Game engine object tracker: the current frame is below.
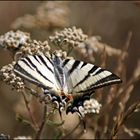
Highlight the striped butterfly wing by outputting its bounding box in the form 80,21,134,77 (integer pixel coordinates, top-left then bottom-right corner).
14,54,122,117
14,55,60,91
62,59,122,95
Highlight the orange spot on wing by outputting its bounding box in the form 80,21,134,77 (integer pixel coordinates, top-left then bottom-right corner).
67,95,73,101
61,91,73,101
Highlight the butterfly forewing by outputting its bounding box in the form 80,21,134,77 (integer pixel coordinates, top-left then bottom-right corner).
14,55,60,90
62,59,122,94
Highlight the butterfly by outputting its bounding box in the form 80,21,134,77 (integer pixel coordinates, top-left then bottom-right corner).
14,53,122,118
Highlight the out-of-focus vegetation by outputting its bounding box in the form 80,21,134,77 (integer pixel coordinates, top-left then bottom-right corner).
0,1,140,139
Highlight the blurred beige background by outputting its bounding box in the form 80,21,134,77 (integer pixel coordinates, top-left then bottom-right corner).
0,1,139,137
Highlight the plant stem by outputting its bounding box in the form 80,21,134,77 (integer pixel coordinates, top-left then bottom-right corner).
35,105,47,139
21,91,39,131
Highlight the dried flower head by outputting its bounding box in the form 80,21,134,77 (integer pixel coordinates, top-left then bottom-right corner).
36,1,70,28
11,1,70,29
0,30,51,58
78,98,102,117
53,49,74,60
49,26,88,48
0,62,25,92
11,14,37,29
53,49,68,59
78,36,127,57
0,30,30,50
19,40,50,57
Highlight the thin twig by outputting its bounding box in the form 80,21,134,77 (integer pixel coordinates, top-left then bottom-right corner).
99,32,133,138
25,86,50,104
35,105,47,139
21,91,39,131
111,101,140,139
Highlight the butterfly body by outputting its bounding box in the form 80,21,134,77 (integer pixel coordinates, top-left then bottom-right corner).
14,53,122,117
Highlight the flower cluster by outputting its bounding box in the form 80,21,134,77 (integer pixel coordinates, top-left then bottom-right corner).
19,40,50,56
0,30,51,57
49,26,88,48
53,49,74,60
0,62,25,92
0,30,30,50
79,98,102,117
78,36,126,57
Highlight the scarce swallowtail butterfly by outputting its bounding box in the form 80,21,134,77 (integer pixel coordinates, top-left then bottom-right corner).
14,53,122,118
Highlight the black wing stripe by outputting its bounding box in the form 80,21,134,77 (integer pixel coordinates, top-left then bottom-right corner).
68,60,81,75
15,64,41,85
34,55,42,64
74,65,99,88
24,57,53,84
94,68,104,75
80,62,87,68
93,73,121,87
88,65,99,74
62,59,70,67
37,55,54,73
74,73,89,88
78,73,122,93
21,59,34,70
47,56,54,66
